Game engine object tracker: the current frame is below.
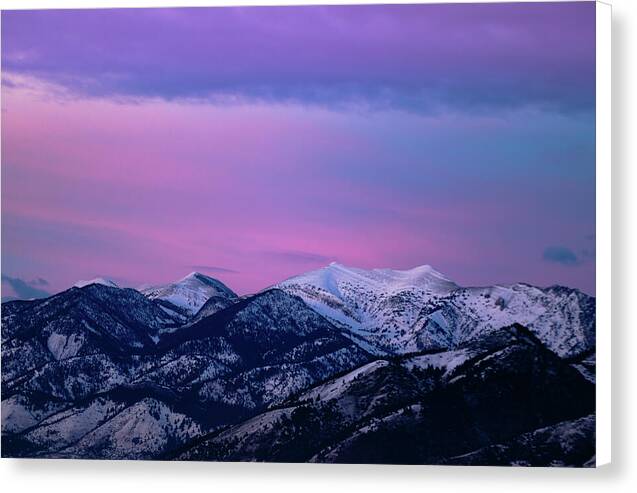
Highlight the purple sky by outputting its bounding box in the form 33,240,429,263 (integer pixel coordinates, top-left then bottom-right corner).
1,2,596,297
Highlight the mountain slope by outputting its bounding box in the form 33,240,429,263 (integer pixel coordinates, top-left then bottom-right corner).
176,325,594,464
1,284,184,403
151,289,370,413
276,263,595,357
2,288,369,459
443,414,595,467
189,295,238,324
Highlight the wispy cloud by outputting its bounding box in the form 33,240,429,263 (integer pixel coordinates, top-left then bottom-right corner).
188,265,239,274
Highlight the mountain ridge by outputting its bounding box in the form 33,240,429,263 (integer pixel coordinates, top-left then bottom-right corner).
2,263,596,463
276,263,595,357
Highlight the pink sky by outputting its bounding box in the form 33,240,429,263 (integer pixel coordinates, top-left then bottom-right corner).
1,4,596,297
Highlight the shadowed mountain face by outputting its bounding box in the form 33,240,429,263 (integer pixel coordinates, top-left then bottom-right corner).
2,285,368,459
1,266,596,465
443,414,596,467
175,325,594,465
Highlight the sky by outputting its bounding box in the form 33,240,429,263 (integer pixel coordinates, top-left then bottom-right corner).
1,2,596,298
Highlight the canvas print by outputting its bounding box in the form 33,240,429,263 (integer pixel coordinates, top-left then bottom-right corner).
1,2,596,466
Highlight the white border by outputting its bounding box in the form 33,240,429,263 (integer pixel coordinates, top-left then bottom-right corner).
595,0,612,468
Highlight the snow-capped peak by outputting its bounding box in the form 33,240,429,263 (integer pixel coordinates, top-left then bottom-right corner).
276,262,594,357
370,264,456,290
140,272,237,316
281,262,458,296
180,271,203,282
274,262,460,354
74,278,119,289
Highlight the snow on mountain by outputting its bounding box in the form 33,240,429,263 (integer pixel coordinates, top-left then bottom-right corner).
74,278,119,288
298,360,390,404
415,283,595,358
276,263,595,357
51,397,204,460
2,286,369,459
276,262,459,354
2,263,596,462
178,325,594,465
140,272,237,316
277,262,457,339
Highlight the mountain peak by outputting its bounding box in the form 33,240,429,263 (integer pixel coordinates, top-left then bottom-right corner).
406,263,435,272
74,278,119,289
384,264,453,282
281,262,458,292
317,262,456,290
324,261,447,277
180,271,205,282
140,272,237,316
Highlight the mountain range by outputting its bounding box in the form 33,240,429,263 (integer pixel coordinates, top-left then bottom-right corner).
1,264,596,465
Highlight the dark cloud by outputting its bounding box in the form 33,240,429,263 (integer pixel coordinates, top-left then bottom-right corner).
542,246,579,266
188,265,239,274
1,3,595,114
1,274,51,300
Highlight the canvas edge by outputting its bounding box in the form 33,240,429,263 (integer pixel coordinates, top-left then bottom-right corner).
0,0,607,469
595,0,612,469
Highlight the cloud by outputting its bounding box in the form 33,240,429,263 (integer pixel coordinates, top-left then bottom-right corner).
0,3,595,114
542,246,579,266
1,76,19,89
188,265,239,274
1,274,51,300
